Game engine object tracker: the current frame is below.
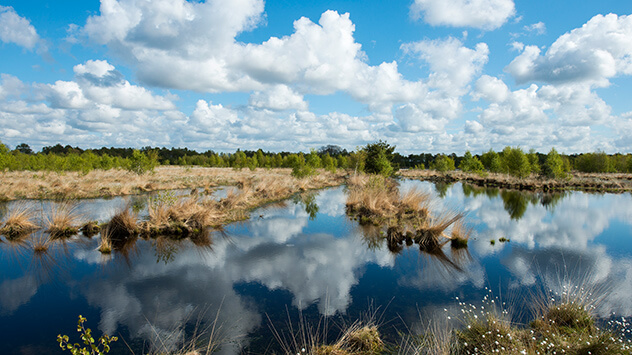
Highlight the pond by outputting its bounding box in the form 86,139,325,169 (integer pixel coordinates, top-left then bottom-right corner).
1,180,631,354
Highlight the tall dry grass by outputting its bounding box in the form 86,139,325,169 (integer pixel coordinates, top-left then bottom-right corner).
0,167,347,201
44,201,82,238
0,203,39,238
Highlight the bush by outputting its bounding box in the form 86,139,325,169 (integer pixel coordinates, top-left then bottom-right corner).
458,151,484,173
480,149,502,173
57,315,117,355
363,141,396,176
542,148,566,179
500,146,531,178
126,149,158,175
431,154,455,172
575,151,613,173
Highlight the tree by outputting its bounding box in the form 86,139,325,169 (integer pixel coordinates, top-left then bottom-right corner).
459,151,484,173
480,149,502,173
127,150,158,175
500,146,531,178
431,154,455,172
318,145,346,156
542,148,566,179
527,148,541,174
15,143,33,155
363,141,396,176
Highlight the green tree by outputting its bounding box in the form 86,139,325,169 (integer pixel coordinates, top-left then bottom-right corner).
431,154,456,172
500,146,531,178
459,151,484,173
127,150,158,175
306,149,322,169
480,149,502,173
527,148,541,174
575,152,613,173
542,148,566,179
363,141,396,176
15,143,33,155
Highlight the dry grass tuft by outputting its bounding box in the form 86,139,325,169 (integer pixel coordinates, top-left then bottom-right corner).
45,201,82,238
31,235,52,254
449,220,471,249
98,227,113,254
0,203,39,238
106,207,139,241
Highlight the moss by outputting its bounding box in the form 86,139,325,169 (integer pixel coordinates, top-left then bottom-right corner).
450,237,468,249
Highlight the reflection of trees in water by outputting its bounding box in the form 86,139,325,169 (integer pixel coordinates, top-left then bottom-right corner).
462,183,569,220
293,192,319,220
501,190,532,220
434,182,453,198
539,191,567,211
461,184,499,198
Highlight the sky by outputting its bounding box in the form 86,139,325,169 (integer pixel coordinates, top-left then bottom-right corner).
0,0,631,154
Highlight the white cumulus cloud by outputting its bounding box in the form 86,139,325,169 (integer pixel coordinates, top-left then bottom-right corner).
0,6,39,49
506,13,632,86
410,0,515,30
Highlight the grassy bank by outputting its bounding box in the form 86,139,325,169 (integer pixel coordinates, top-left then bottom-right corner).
266,295,632,355
0,168,346,247
0,166,346,201
401,169,632,193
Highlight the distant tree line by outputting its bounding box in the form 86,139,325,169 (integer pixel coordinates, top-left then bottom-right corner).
2,141,632,178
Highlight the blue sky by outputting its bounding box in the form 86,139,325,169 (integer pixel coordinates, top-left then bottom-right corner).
0,0,631,154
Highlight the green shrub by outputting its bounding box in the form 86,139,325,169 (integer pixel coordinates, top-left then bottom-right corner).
500,146,531,178
57,315,117,355
126,149,158,175
431,154,455,172
458,151,484,173
363,141,396,176
542,148,566,178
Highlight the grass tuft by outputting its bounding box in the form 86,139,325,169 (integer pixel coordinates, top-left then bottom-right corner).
45,201,81,238
0,203,39,238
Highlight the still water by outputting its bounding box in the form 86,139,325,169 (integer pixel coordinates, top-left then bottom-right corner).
1,181,631,354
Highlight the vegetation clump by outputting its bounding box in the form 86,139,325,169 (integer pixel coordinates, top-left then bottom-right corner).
0,203,39,238
80,221,101,237
57,315,117,355
346,174,465,259
45,202,81,238
315,324,384,355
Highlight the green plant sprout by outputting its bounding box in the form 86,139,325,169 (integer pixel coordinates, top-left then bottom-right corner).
57,315,118,355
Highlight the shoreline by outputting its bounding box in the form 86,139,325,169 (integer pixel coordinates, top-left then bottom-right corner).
400,169,632,193
0,166,346,201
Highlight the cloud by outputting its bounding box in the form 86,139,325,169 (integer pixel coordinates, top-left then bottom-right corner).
80,1,442,116
249,85,308,111
506,14,632,86
410,0,515,30
0,6,39,49
523,21,546,35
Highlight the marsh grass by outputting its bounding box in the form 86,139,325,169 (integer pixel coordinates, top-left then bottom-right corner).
80,220,101,237
449,221,471,249
107,207,139,241
98,227,113,254
31,234,52,254
0,203,39,238
45,201,82,238
0,167,346,201
141,305,230,355
269,307,385,355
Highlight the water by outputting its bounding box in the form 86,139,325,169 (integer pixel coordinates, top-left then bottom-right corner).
1,181,631,354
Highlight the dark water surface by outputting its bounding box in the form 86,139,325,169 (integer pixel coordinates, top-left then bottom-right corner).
1,181,631,354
